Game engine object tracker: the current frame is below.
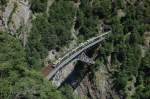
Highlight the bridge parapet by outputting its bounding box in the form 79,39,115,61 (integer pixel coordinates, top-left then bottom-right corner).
46,31,111,81
53,31,110,67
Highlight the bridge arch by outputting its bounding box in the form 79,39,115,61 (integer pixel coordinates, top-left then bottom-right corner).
44,31,111,87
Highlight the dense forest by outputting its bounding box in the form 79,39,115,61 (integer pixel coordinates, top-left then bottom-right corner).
0,0,150,99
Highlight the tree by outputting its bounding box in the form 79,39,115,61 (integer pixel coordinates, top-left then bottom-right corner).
114,71,129,90
77,0,100,40
0,0,7,6
60,84,75,99
92,0,112,18
48,0,75,46
0,32,65,99
30,0,48,13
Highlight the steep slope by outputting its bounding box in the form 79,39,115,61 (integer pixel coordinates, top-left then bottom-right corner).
0,32,66,99
0,0,149,99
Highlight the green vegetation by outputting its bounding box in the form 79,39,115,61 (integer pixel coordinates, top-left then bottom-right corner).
88,0,150,98
77,0,100,40
30,0,48,13
7,3,17,25
48,0,75,46
0,32,67,99
60,84,76,99
26,0,150,99
1,0,76,97
1,0,149,98
133,50,150,99
26,0,75,69
0,0,7,6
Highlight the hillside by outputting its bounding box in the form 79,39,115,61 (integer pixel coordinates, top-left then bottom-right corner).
0,0,150,99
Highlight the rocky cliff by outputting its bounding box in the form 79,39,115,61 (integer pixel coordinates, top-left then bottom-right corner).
0,0,31,46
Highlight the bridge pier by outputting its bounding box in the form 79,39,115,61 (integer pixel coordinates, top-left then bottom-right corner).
76,52,95,64
52,61,77,87
46,32,110,87
51,52,95,87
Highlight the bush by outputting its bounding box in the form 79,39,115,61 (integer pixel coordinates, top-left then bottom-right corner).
30,0,47,13
0,32,66,99
0,0,7,5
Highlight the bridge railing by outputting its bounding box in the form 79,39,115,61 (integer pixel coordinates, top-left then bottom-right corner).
46,31,111,79
53,31,111,68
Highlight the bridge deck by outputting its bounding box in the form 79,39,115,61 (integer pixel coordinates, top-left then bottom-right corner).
46,32,110,79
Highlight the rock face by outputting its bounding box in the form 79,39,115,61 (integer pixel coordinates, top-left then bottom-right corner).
73,49,120,99
0,0,31,46
74,65,120,99
144,32,150,48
